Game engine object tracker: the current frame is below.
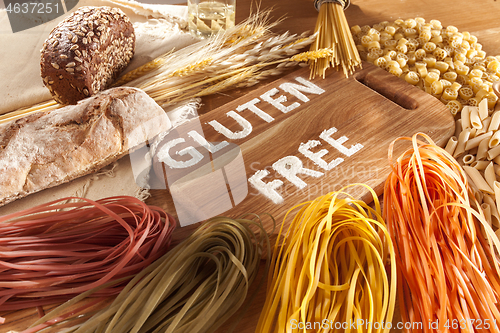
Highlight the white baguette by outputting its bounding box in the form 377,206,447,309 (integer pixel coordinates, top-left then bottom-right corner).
0,87,171,206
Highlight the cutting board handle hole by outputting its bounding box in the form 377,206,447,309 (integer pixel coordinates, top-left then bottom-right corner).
354,72,419,110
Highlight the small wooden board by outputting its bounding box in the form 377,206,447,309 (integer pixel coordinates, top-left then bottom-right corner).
154,61,455,333
155,61,455,240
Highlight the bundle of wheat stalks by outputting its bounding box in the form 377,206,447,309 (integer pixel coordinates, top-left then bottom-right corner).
1,10,330,124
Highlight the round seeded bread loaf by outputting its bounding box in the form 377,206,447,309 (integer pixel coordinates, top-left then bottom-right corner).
40,6,135,105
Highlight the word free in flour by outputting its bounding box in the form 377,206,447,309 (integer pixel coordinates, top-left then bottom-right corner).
156,75,364,204
249,126,364,204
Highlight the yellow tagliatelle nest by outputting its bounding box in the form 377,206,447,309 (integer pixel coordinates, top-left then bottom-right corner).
257,184,396,333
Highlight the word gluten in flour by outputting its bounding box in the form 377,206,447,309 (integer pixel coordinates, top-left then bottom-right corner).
156,75,364,204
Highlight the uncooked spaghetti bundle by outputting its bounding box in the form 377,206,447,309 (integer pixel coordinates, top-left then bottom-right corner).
0,196,175,322
25,215,270,333
384,133,500,332
257,185,396,333
309,0,362,78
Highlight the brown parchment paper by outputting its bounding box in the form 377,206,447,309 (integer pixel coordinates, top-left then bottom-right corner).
0,0,199,215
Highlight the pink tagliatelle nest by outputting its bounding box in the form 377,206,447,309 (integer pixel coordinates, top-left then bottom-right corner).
0,196,175,323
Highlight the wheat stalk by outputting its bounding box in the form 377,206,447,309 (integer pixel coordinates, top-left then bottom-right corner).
193,67,259,99
2,9,318,124
122,27,318,106
238,67,287,88
170,58,214,77
138,48,333,107
290,48,334,62
0,100,60,124
113,58,166,86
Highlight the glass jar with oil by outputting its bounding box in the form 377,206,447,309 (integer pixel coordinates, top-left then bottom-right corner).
188,0,235,39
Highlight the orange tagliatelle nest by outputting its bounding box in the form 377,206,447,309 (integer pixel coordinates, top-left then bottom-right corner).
384,133,500,332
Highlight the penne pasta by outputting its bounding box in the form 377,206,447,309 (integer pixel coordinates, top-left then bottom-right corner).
479,98,489,120
465,131,493,151
454,128,471,157
463,165,494,194
487,144,500,160
477,137,490,161
475,189,484,204
444,136,458,155
481,203,493,230
485,162,497,190
461,105,471,129
470,107,482,129
494,181,500,222
488,111,500,132
483,194,500,228
489,130,500,148
477,117,492,136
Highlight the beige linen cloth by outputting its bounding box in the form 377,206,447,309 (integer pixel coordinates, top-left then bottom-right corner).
0,0,199,215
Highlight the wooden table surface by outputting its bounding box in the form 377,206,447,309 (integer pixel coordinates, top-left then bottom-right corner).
155,0,500,332
3,0,500,332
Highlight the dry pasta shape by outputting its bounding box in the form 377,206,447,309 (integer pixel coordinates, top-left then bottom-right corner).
384,133,500,332
0,196,175,319
21,215,271,333
257,184,396,333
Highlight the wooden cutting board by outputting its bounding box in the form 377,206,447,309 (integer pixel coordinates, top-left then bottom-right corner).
155,61,455,242
150,61,455,333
